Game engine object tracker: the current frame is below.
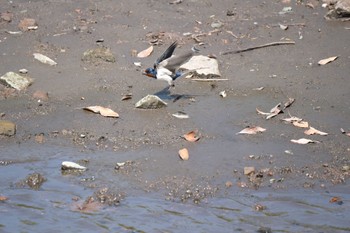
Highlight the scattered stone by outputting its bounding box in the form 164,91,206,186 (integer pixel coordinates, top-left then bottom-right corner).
325,0,350,21
19,68,28,74
0,120,16,136
244,166,255,175
82,47,116,64
225,181,233,188
32,90,49,101
135,95,167,109
18,18,38,31
180,55,221,78
0,72,33,90
33,53,57,66
172,111,189,119
25,173,46,190
1,12,13,22
61,161,87,171
211,20,223,28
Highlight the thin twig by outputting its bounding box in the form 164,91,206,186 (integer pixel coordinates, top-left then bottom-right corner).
221,41,295,55
192,78,228,82
270,23,306,27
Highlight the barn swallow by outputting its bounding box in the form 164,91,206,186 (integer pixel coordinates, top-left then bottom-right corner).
143,41,195,86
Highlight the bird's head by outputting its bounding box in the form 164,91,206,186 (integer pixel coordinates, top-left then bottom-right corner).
143,68,157,78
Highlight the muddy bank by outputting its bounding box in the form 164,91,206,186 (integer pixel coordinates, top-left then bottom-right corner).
1,0,350,232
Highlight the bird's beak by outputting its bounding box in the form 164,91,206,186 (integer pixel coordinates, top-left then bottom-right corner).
143,70,156,78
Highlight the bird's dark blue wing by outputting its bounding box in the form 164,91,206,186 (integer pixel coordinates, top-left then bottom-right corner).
154,41,178,68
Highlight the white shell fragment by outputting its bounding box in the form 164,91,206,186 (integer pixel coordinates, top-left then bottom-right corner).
61,161,87,171
33,53,57,66
219,90,227,98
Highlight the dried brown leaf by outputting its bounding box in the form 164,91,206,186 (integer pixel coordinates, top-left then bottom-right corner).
178,148,189,160
270,103,281,113
183,131,200,142
290,138,319,144
266,109,282,120
121,94,132,101
318,56,338,65
293,121,309,128
282,116,302,123
137,45,153,58
284,98,295,109
83,106,119,118
304,127,328,136
237,126,266,135
256,108,270,115
0,196,8,201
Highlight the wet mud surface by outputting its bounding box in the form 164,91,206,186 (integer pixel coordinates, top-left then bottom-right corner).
1,0,350,232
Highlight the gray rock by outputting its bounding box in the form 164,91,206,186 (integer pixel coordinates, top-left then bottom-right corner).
0,120,16,136
180,55,221,78
325,0,350,20
82,47,116,64
135,95,167,109
0,72,33,90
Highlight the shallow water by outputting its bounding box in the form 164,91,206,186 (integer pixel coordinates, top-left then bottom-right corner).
1,144,349,233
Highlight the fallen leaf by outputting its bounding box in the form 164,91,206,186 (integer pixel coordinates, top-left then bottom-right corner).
183,131,200,142
18,18,37,31
318,56,338,65
293,121,309,128
283,98,295,109
253,87,264,91
172,111,189,119
0,196,8,201
291,138,319,144
281,116,302,123
137,45,153,58
35,134,45,143
33,53,57,66
121,94,132,101
237,126,266,135
178,148,189,160
329,196,343,205
256,108,270,116
83,106,119,118
304,127,328,136
266,109,282,120
244,166,255,175
270,103,281,113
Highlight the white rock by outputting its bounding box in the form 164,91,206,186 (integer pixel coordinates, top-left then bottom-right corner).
180,55,221,78
0,72,33,90
135,95,167,109
61,161,87,171
33,53,57,66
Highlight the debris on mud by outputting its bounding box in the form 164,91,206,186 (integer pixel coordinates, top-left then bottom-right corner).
1,12,13,22
244,166,255,176
135,95,167,109
18,18,38,31
61,161,87,171
0,196,8,201
182,130,200,142
83,106,119,118
304,127,328,136
33,53,57,66
325,0,350,21
290,138,320,144
180,55,221,78
137,45,153,58
0,120,16,136
172,111,189,119
318,56,338,65
32,90,49,101
147,176,218,204
219,90,227,98
178,148,189,160
17,173,46,190
81,47,116,64
237,126,266,135
0,72,33,91
121,93,132,101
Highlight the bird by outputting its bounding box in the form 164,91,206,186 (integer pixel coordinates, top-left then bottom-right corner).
143,41,195,87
